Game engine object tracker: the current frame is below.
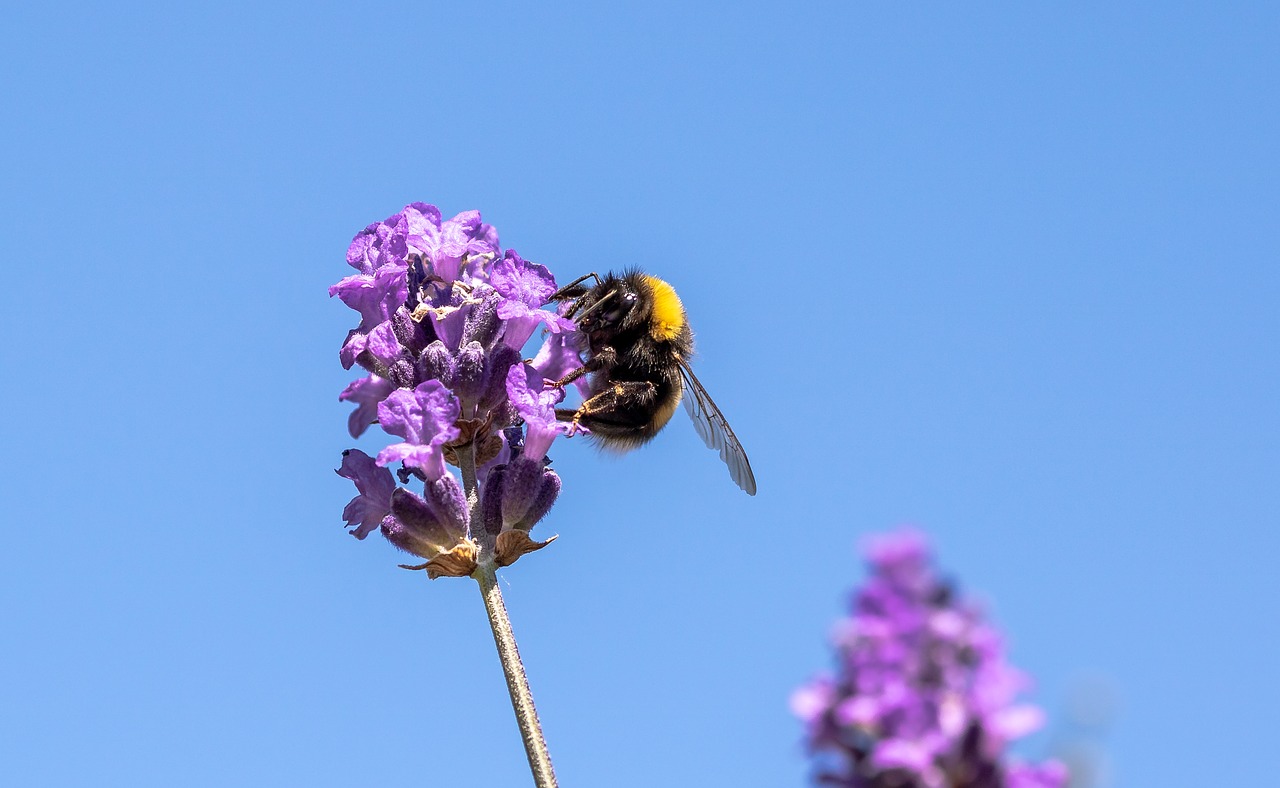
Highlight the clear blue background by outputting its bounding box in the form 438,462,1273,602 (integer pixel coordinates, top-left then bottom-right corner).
2,3,1275,786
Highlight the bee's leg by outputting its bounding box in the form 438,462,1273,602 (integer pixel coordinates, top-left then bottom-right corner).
550,347,617,389
549,272,602,303
556,381,657,434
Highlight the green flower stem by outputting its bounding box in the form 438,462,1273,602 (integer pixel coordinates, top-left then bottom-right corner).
474,564,558,787
456,442,558,788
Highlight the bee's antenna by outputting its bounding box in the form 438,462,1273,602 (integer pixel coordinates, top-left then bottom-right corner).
549,272,602,302
572,289,617,322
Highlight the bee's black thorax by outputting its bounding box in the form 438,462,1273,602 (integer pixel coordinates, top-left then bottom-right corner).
552,270,692,448
546,268,757,495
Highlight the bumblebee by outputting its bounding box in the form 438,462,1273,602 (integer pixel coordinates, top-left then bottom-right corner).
547,270,757,495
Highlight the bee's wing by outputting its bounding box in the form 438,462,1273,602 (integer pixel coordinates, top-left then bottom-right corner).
678,360,757,495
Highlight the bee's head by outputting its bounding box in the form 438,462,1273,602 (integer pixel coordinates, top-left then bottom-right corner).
576,278,646,334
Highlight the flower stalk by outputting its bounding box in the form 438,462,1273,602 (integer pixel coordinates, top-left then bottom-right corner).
474,564,557,787
456,442,557,788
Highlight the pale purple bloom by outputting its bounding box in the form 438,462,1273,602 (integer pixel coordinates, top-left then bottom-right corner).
490,251,575,349
336,449,396,539
505,361,570,462
330,259,408,370
1006,761,1069,788
337,375,393,439
792,530,1066,788
331,202,576,573
375,381,460,481
405,207,498,283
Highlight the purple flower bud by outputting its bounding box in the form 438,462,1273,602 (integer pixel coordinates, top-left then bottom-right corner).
453,341,488,404
388,357,417,388
424,474,470,536
336,449,395,539
480,465,507,537
383,488,464,558
479,344,520,411
462,287,503,349
391,305,433,355
513,467,560,531
417,340,456,387
500,456,548,527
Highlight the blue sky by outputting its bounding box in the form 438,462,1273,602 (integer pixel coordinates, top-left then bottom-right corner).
2,2,1276,785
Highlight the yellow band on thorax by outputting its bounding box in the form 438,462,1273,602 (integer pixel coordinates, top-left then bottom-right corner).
642,275,685,341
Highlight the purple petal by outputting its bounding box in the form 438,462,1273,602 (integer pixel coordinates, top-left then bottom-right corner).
336,449,396,539
346,223,380,274
425,297,469,351
401,203,442,246
329,263,408,329
376,443,448,481
498,305,577,351
505,362,570,461
489,250,557,308
410,210,498,283
365,321,403,367
789,678,835,724
988,704,1046,742
375,381,460,479
338,328,368,371
338,375,394,438
1006,761,1069,788
872,738,935,773
531,333,591,399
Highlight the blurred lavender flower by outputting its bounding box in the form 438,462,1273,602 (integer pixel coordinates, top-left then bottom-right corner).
330,203,576,577
792,530,1067,788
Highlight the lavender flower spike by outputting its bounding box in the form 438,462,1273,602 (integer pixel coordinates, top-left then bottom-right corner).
332,201,582,575
328,202,602,788
792,529,1067,788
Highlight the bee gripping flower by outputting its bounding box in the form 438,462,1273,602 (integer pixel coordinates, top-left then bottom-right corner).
332,203,576,575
